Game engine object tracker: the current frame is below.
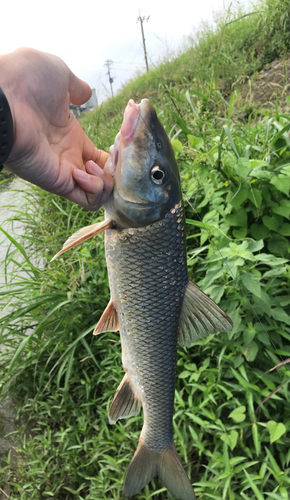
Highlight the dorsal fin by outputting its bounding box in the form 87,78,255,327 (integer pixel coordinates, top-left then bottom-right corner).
178,280,233,347
51,219,114,261
93,300,119,335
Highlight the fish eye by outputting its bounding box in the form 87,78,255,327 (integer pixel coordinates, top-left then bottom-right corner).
156,141,162,151
151,166,166,185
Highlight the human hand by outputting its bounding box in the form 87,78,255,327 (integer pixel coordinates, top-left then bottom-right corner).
0,48,113,211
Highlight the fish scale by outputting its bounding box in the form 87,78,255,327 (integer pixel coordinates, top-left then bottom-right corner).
105,201,188,452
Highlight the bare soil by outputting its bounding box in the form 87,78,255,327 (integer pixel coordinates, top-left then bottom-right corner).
236,55,290,111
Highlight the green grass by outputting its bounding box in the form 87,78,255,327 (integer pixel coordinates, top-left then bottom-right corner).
1,0,290,498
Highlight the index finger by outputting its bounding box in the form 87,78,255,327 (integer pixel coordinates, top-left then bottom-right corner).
90,148,109,169
82,133,108,169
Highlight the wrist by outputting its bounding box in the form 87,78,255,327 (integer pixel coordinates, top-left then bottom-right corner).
0,54,17,169
0,87,14,168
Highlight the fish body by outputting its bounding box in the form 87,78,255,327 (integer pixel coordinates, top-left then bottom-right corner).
105,202,187,441
52,99,233,499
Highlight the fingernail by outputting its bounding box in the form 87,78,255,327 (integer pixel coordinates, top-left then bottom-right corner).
87,160,103,175
74,169,90,180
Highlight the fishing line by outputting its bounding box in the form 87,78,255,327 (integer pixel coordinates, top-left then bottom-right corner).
134,104,284,362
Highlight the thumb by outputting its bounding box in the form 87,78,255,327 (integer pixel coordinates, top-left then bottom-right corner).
69,70,92,105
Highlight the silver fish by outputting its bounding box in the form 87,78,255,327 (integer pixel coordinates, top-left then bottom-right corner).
52,99,233,499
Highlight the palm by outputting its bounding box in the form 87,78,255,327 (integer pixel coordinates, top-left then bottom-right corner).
2,48,112,210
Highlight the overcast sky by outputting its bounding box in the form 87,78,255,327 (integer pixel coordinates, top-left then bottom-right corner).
2,0,254,104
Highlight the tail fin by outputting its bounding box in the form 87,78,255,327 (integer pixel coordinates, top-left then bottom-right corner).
124,440,196,500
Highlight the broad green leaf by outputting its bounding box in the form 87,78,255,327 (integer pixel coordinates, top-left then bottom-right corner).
179,371,191,379
250,168,271,179
268,235,290,256
247,188,262,208
278,223,290,236
250,160,270,168
234,355,244,368
203,284,225,304
228,185,249,209
228,310,242,339
267,421,286,444
256,331,272,346
241,273,261,298
188,134,204,150
271,175,290,195
221,430,238,451
171,139,184,154
250,223,269,240
263,215,282,231
202,267,224,289
234,158,252,178
256,254,288,266
233,227,247,238
247,240,264,253
226,208,247,227
243,326,256,345
254,290,272,315
263,267,286,278
229,406,246,423
282,165,290,175
271,308,290,326
271,199,290,219
243,341,259,362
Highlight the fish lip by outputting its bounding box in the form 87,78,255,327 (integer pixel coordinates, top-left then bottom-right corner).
120,99,140,147
104,99,152,177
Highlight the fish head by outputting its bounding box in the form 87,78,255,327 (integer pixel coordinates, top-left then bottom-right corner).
104,99,182,228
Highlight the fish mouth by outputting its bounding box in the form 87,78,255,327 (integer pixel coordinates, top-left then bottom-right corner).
104,99,141,177
120,99,140,147
114,188,152,209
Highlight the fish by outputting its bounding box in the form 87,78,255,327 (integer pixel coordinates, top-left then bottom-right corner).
52,98,233,499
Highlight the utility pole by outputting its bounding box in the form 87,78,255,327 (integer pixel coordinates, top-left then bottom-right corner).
137,11,150,72
104,59,114,98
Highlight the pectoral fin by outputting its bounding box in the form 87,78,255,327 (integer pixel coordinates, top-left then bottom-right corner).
109,373,141,424
93,300,119,335
51,219,115,261
178,280,233,347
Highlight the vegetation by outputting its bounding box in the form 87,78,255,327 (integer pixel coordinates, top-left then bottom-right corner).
1,0,290,498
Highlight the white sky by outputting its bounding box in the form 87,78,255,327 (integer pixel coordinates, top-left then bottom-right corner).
2,0,253,104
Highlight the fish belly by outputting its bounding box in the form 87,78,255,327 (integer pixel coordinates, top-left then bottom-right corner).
105,202,188,451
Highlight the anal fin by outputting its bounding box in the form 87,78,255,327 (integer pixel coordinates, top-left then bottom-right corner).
93,300,119,335
109,373,141,425
51,219,115,261
178,280,233,347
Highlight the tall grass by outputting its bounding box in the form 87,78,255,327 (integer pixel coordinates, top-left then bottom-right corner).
1,0,290,498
